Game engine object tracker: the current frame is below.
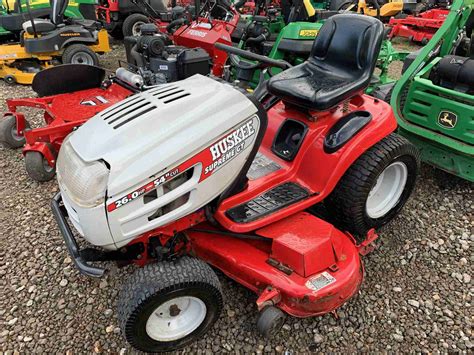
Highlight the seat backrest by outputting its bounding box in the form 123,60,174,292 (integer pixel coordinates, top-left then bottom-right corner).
50,0,69,25
309,14,384,78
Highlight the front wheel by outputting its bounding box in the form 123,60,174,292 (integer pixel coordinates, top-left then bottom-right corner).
118,257,223,353
0,115,30,149
25,151,56,182
62,44,99,66
326,133,420,239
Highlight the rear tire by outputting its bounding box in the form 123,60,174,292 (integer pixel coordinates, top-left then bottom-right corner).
122,13,149,37
326,133,420,239
25,151,56,182
118,257,223,353
0,115,29,149
62,44,99,66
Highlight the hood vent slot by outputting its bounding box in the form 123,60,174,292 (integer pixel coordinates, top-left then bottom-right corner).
101,96,145,120
150,86,179,96
112,105,157,129
164,93,191,104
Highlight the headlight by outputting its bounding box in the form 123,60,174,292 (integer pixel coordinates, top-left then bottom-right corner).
57,136,110,208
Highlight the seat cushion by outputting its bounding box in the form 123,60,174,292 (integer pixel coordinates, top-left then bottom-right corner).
0,8,51,32
267,14,384,111
22,19,56,35
268,62,362,111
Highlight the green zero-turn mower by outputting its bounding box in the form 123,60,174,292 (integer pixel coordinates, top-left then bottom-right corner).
0,0,98,40
227,0,408,92
389,0,473,181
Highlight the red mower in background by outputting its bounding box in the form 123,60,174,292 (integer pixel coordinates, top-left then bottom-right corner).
0,23,212,181
51,15,419,352
388,8,449,44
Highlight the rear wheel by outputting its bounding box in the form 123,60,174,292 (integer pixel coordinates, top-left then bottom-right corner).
118,257,223,353
122,13,149,37
25,151,56,182
326,133,420,239
62,44,99,66
0,115,30,149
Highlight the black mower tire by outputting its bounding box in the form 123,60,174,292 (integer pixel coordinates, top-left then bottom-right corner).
122,13,149,37
329,0,356,11
0,115,29,149
118,256,223,353
257,306,286,338
25,151,56,182
62,44,99,66
4,75,17,85
326,133,420,239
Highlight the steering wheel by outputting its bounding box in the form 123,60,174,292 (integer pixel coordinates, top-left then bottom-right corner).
215,43,291,70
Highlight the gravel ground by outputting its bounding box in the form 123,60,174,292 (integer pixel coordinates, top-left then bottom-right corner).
0,38,473,354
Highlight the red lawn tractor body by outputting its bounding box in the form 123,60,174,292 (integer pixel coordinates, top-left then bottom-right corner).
388,9,449,44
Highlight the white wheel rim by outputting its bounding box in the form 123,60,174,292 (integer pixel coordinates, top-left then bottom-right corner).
71,52,94,65
145,296,207,342
366,161,408,219
132,21,145,36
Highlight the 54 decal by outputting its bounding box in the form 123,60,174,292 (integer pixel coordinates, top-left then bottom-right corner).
107,168,179,212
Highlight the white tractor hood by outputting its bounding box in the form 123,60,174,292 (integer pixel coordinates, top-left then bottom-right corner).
69,75,258,196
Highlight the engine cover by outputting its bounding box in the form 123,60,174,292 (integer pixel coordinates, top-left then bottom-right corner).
68,75,264,247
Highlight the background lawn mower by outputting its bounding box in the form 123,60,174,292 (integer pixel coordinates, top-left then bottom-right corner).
51,14,419,353
225,1,407,94
0,0,110,85
387,0,473,181
0,23,211,181
0,0,98,42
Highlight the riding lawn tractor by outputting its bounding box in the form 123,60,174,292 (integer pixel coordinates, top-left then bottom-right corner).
0,0,97,41
0,0,110,85
51,14,419,352
389,0,473,181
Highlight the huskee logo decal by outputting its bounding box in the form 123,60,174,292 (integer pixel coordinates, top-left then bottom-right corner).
205,120,256,174
107,119,257,212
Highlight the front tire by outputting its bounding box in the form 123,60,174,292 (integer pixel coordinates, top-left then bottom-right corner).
326,133,420,239
118,257,223,353
62,44,99,66
25,151,56,182
0,115,30,149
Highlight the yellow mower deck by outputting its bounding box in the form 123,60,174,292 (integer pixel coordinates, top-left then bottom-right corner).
0,29,110,84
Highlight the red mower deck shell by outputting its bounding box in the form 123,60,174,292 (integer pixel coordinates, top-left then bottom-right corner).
388,9,449,43
5,84,133,167
188,213,363,317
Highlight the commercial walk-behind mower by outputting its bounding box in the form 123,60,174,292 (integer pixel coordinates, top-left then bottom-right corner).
0,23,211,181
389,0,473,181
51,14,419,352
0,0,110,85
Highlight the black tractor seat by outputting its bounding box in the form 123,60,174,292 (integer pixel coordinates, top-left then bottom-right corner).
21,0,70,35
22,18,57,34
0,8,51,33
267,14,384,111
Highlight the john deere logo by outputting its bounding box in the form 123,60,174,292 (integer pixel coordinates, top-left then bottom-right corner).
437,111,457,129
299,29,318,37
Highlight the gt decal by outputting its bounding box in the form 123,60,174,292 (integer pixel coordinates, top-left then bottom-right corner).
299,29,318,37
107,118,258,212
